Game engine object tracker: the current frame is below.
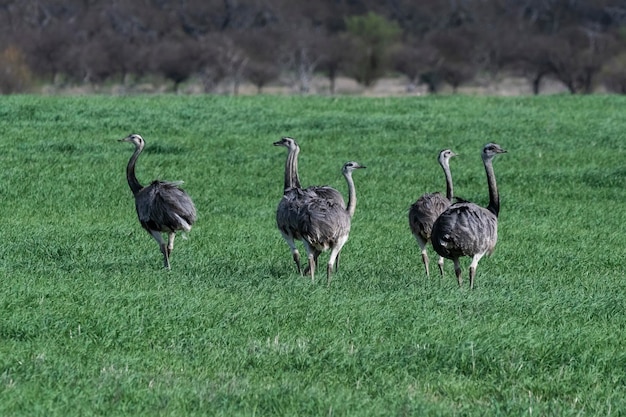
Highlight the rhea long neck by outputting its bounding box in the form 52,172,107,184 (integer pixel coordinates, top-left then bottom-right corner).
126,142,144,196
344,171,358,218
284,146,302,193
483,156,499,217
441,160,454,201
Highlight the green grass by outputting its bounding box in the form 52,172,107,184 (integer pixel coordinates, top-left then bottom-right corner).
0,94,625,416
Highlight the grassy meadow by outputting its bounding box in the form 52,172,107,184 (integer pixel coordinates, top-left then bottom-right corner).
0,94,625,416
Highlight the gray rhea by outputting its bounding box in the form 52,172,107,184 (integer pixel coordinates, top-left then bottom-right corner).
274,137,305,273
274,137,345,275
431,143,507,289
408,149,457,278
297,161,366,285
120,134,197,269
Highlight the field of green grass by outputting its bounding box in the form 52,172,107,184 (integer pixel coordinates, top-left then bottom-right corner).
0,94,625,416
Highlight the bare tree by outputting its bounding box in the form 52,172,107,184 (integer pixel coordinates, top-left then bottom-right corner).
236,29,281,93
391,40,440,92
426,28,479,92
510,26,615,94
279,25,325,93
601,50,626,94
151,38,203,92
21,23,74,83
317,33,352,95
343,12,401,87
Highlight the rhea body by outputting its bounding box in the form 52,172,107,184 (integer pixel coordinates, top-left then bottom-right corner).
431,143,507,289
120,134,197,269
297,161,365,285
274,137,345,275
408,149,457,277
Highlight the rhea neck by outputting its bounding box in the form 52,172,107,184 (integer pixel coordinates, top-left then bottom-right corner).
344,171,358,218
126,141,144,196
284,145,302,193
483,155,499,217
441,159,454,201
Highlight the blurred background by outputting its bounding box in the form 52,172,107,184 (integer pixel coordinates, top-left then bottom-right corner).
1,0,626,95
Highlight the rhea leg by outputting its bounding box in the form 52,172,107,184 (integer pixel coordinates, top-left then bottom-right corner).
453,258,462,287
302,241,316,282
335,252,341,272
148,230,170,269
437,256,445,277
469,253,486,290
167,232,176,257
327,236,349,286
281,232,302,274
413,234,430,277
303,250,320,276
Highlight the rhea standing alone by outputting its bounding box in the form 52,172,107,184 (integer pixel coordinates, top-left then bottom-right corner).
431,143,507,289
120,134,197,269
409,149,457,278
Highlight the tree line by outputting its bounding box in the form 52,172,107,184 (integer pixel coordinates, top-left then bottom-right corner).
1,0,626,95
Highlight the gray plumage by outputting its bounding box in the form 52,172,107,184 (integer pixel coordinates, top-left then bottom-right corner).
431,143,507,289
297,161,365,285
274,137,304,273
274,137,345,275
408,149,457,277
120,134,197,269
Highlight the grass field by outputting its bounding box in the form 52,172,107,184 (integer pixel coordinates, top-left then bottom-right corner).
0,94,625,416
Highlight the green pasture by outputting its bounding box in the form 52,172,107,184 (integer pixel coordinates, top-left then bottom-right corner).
0,94,625,416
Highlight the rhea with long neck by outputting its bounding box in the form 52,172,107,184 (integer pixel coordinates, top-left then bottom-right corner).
343,163,361,218
119,133,197,269
408,149,457,278
274,136,305,274
483,149,500,217
441,150,455,202
124,135,145,196
276,137,301,192
430,142,507,290
303,161,366,285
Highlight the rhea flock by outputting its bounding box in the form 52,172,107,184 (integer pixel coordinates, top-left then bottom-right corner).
408,149,457,278
296,161,366,285
274,137,346,275
431,143,507,289
120,134,197,269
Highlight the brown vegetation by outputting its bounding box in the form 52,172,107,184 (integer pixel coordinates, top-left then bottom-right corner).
0,0,625,95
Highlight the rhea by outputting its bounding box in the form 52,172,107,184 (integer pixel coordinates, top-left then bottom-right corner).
119,134,197,269
431,143,507,289
408,149,457,277
274,137,345,275
298,161,366,285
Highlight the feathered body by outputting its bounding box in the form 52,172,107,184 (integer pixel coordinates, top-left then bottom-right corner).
299,191,350,252
408,149,456,277
120,134,196,269
135,180,196,233
431,204,498,260
431,143,506,289
297,161,365,284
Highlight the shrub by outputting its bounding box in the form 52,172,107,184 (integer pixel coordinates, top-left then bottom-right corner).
0,46,32,94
